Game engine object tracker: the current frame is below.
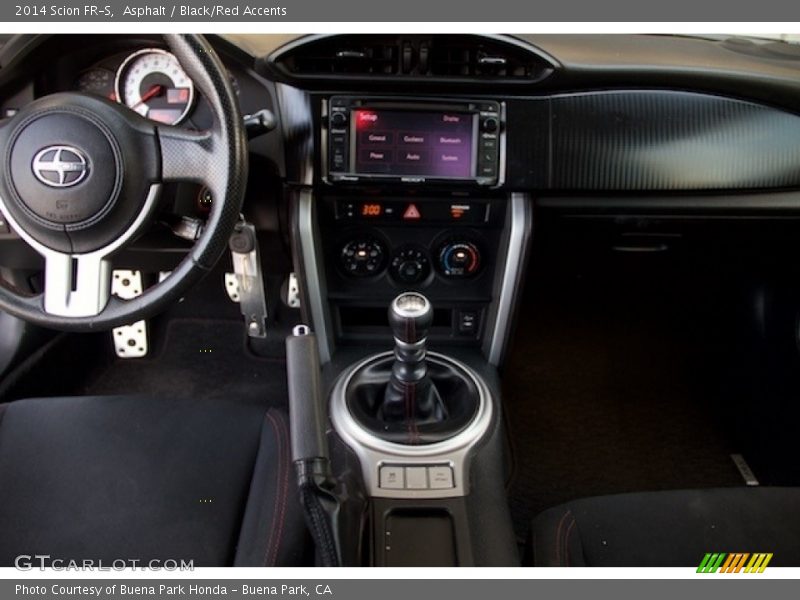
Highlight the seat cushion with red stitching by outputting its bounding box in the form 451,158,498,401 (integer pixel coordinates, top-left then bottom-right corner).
0,395,310,566
531,488,800,566
234,410,313,566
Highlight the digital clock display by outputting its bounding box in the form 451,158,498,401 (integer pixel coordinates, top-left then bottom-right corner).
337,199,488,224
361,203,382,217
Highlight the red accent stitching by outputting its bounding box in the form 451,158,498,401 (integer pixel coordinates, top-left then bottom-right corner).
554,509,571,567
564,515,576,567
411,391,421,444
263,411,289,566
404,382,413,444
274,412,290,565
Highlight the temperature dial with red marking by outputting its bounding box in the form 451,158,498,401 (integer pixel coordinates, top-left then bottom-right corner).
437,241,481,278
339,238,387,277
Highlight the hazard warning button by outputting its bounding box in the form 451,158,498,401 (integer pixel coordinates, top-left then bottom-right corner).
403,204,421,220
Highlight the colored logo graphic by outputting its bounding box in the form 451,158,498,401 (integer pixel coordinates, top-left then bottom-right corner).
697,553,773,573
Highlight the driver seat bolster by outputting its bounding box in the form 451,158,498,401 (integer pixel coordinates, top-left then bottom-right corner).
234,409,312,566
0,395,310,567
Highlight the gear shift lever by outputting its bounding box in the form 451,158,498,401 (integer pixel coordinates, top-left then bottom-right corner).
341,291,481,444
382,292,445,422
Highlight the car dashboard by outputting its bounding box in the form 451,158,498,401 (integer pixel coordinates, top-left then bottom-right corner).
2,32,800,568
3,33,800,353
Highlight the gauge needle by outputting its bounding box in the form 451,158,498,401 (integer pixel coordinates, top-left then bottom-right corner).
132,84,164,109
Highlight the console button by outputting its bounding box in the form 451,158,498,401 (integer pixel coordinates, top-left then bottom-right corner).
398,149,430,166
330,111,348,127
402,203,421,220
457,310,480,335
331,153,346,171
428,466,455,489
405,466,428,489
359,131,394,146
358,148,393,164
336,201,356,219
480,150,498,165
481,117,499,133
330,137,347,171
479,164,497,177
380,466,405,489
399,133,427,146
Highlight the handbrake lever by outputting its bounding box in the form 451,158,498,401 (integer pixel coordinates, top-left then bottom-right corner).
286,325,341,567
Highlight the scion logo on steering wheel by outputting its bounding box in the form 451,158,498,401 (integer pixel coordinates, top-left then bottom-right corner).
31,145,89,188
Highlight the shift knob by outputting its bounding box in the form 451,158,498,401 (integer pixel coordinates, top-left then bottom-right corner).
388,292,433,344
382,292,442,423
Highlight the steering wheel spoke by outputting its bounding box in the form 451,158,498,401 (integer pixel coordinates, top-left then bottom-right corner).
43,250,113,318
158,125,217,189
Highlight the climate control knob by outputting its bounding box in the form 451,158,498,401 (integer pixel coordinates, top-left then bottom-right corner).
437,240,481,278
390,246,431,284
339,238,387,277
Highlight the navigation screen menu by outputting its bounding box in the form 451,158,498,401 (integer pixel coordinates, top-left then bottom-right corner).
352,109,476,179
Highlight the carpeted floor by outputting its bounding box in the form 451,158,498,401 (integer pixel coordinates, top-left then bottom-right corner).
80,318,289,406
503,265,745,540
0,262,298,408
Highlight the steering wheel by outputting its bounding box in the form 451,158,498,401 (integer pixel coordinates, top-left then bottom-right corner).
0,34,247,331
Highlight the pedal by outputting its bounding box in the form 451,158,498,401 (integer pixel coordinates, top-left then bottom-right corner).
229,220,268,338
286,272,301,308
225,272,241,302
111,270,148,358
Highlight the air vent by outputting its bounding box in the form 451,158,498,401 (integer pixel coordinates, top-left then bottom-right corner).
269,35,556,84
427,38,545,79
276,37,400,75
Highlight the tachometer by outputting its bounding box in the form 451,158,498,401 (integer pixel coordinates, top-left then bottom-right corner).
114,48,194,125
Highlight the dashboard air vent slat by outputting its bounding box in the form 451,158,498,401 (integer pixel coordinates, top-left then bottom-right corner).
282,39,399,75
428,41,543,79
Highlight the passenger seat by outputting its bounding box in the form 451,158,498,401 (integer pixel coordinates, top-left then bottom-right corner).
531,487,800,566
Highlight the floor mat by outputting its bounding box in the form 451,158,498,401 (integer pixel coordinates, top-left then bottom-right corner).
81,319,288,407
503,272,744,541
0,265,297,407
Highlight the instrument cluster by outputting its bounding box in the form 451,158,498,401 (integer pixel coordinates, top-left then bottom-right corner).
73,46,227,128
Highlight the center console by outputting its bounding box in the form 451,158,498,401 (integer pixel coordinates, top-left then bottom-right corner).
311,95,518,356
284,87,530,567
331,292,492,498
318,193,507,346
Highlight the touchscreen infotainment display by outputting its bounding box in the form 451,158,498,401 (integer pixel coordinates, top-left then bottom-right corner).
352,109,476,179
